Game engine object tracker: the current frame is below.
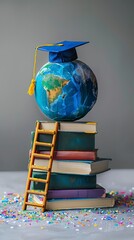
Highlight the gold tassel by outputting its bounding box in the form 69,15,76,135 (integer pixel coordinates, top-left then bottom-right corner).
27,46,38,96
27,78,36,96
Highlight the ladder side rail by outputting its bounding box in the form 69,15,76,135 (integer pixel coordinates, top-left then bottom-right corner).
42,122,59,212
22,121,40,210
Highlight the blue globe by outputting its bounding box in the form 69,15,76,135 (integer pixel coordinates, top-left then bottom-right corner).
35,60,98,121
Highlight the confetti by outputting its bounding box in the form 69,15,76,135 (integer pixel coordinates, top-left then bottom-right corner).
0,191,134,233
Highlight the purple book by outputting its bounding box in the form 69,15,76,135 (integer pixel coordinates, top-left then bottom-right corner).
47,185,106,199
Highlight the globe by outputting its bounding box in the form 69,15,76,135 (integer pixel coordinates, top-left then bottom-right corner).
35,60,98,121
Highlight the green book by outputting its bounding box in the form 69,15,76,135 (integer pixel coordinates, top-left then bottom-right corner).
31,171,96,190
31,131,96,151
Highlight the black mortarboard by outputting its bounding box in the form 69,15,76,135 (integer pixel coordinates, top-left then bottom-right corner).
37,40,89,63
27,41,89,95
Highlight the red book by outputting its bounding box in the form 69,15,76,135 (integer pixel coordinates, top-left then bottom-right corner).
36,149,98,160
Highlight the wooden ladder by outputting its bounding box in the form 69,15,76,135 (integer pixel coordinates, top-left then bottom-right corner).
22,121,59,212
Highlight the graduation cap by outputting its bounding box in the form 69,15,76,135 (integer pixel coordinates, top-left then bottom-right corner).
27,41,89,95
38,41,89,63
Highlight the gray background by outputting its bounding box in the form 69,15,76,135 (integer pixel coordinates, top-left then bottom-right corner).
0,0,133,170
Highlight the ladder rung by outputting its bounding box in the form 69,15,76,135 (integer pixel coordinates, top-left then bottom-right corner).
35,141,53,147
25,201,43,208
31,165,49,171
38,129,55,135
27,190,47,195
29,177,48,183
33,153,51,159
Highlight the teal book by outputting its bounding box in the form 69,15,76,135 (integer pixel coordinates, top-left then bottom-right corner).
31,171,96,190
31,131,96,151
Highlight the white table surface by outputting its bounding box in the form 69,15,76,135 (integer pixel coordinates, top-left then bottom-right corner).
0,170,134,240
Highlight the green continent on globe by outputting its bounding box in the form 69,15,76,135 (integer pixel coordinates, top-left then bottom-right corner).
42,74,69,103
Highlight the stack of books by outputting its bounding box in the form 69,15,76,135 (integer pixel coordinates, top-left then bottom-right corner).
31,121,115,210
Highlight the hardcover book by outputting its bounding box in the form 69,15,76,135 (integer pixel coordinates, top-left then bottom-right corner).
32,172,97,190
39,121,97,133
33,184,106,199
34,158,111,175
35,149,98,161
32,131,96,151
33,195,115,210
